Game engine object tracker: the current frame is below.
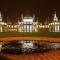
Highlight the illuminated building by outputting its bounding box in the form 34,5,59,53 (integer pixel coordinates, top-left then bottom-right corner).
0,12,3,32
0,11,60,32
49,12,60,32
0,12,7,32
18,14,35,32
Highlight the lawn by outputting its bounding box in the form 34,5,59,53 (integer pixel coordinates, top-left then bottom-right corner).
0,32,60,37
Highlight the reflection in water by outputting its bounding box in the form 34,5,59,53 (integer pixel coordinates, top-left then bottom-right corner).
0,40,60,54
0,42,3,52
22,43,33,49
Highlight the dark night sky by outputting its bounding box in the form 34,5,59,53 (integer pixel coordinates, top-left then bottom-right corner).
0,0,60,21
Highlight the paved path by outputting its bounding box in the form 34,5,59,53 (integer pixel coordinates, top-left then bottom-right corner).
0,50,60,60
0,36,60,42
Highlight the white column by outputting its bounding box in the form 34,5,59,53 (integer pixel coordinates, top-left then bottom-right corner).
55,25,57,32
58,25,59,32
0,25,3,32
55,25,59,32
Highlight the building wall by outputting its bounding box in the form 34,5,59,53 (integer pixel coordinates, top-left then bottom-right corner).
0,12,60,32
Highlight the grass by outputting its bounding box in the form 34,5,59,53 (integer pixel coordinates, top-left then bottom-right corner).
0,32,60,37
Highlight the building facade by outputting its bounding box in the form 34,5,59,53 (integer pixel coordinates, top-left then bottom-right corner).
0,12,60,32
49,12,60,32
